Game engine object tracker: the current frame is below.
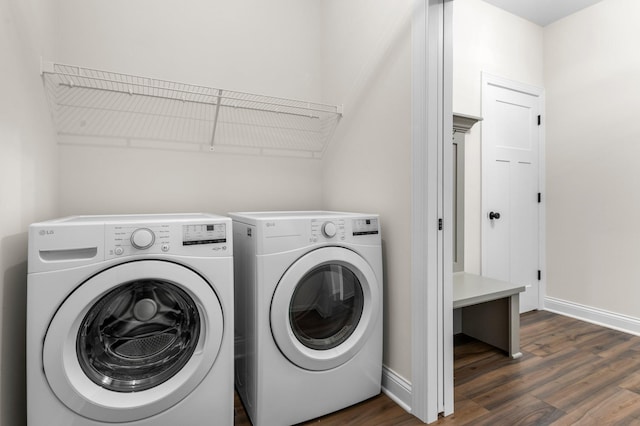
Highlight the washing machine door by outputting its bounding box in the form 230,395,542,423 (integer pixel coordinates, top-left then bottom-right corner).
43,260,224,423
270,247,380,371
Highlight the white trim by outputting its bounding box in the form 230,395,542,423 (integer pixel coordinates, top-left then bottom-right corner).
442,0,454,417
411,0,446,423
410,0,434,421
381,366,412,414
537,91,547,310
545,297,640,337
482,72,544,97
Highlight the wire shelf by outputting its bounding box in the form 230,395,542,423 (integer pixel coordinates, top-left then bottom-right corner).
41,62,343,157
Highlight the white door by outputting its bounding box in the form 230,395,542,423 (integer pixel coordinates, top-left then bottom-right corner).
482,73,543,313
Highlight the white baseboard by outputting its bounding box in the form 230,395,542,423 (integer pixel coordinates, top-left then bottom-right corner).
381,365,412,413
544,296,640,336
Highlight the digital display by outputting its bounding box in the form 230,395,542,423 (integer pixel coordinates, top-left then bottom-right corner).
352,218,379,236
183,224,226,245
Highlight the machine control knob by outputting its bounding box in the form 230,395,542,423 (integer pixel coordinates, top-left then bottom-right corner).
322,221,337,238
130,228,155,250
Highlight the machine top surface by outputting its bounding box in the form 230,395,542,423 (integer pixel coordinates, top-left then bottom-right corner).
229,211,376,221
34,213,228,226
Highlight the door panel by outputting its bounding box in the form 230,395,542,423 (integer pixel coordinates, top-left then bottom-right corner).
511,163,538,312
453,134,465,273
483,159,510,281
495,99,533,152
482,74,542,313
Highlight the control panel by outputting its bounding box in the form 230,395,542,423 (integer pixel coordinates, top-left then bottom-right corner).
106,221,228,258
246,213,380,255
307,217,379,243
311,218,346,242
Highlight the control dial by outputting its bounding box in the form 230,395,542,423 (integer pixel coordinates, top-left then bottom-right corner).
322,221,337,238
130,228,155,250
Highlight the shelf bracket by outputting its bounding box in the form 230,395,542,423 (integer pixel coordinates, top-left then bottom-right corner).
40,58,55,76
209,89,223,151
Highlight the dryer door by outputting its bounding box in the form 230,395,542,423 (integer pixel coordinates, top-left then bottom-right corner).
43,260,224,423
270,247,380,371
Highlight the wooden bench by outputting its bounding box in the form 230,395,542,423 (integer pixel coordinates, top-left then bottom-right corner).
453,272,525,359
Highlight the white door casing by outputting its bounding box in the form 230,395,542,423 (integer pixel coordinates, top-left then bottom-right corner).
411,0,452,421
481,73,544,313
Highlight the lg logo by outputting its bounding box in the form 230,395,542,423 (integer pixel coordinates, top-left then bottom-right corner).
38,229,55,236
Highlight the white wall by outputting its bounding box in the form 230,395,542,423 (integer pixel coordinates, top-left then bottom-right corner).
55,0,323,99
0,0,58,423
452,0,544,274
55,0,326,216
321,0,413,380
58,147,323,215
545,0,640,317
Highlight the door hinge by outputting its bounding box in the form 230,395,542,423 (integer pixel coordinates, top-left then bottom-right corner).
438,218,443,231
538,192,541,203
538,270,542,281
537,115,541,126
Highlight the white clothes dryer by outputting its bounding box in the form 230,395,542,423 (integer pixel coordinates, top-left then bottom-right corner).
27,214,233,426
229,211,383,426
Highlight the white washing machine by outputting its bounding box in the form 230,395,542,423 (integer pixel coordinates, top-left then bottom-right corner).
229,211,383,426
27,214,233,426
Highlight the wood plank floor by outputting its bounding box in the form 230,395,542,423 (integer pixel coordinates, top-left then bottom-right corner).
234,311,640,425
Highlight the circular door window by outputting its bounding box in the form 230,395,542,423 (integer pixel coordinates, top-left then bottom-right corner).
289,264,364,351
77,279,200,393
43,260,224,423
270,247,380,371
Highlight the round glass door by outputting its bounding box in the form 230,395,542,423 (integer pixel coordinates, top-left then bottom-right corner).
271,247,380,371
289,264,364,351
77,279,200,392
43,260,224,423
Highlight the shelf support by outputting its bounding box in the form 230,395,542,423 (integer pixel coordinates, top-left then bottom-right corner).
210,89,223,151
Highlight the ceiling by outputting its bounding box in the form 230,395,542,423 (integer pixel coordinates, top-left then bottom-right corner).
481,0,604,26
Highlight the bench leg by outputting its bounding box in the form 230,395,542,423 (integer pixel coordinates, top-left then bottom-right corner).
509,294,522,359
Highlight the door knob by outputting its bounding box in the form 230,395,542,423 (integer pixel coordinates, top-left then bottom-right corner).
489,211,501,220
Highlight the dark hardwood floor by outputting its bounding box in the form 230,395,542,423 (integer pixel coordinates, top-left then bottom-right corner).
235,311,640,425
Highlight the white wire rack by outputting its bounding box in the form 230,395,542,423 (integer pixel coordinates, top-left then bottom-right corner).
41,62,343,157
